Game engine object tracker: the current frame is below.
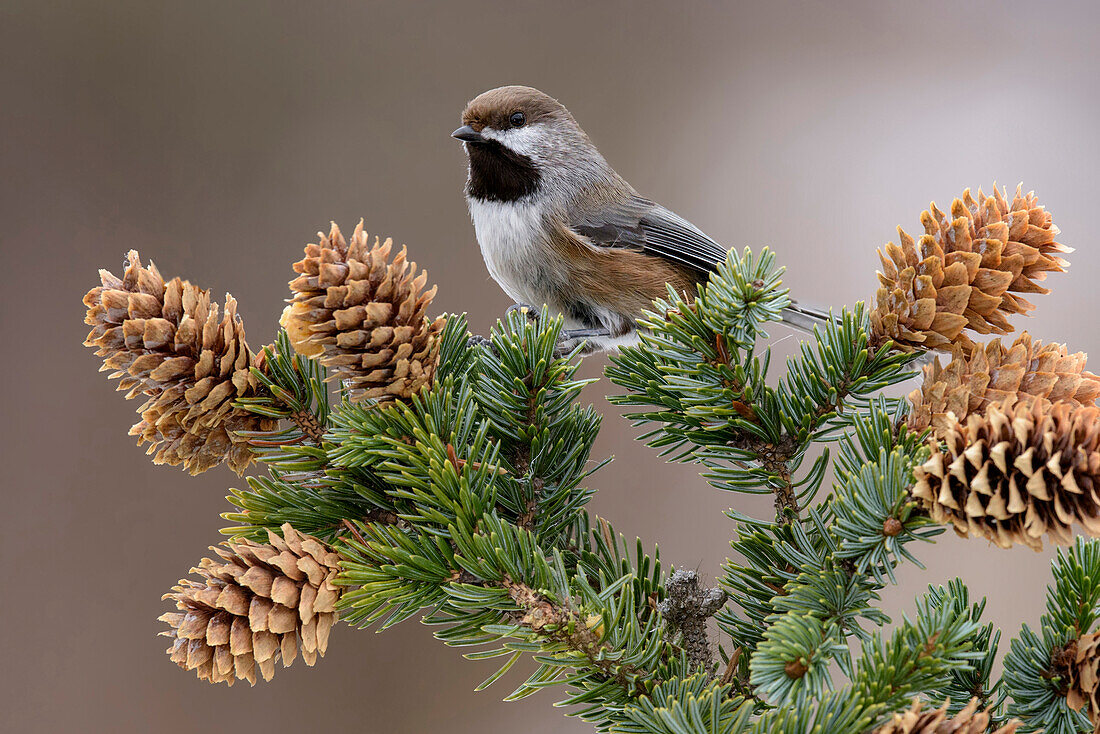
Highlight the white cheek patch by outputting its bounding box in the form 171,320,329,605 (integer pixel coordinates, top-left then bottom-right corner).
480,124,546,158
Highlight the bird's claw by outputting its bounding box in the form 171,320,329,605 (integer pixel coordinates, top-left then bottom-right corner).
554,327,611,358
466,334,491,350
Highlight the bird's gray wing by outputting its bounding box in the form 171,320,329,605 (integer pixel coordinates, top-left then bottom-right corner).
573,194,840,336
571,195,729,276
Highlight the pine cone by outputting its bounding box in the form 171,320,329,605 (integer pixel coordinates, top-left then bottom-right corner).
83,251,276,474
870,185,1070,354
285,221,444,401
912,399,1100,550
874,698,1019,733
159,523,342,686
1065,632,1100,732
908,332,1100,436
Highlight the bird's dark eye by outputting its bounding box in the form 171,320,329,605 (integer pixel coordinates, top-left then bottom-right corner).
509,112,526,128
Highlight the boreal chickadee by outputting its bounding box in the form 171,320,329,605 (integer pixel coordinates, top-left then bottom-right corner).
453,85,829,354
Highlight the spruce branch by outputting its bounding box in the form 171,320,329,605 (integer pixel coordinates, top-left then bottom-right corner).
327,373,505,532
923,579,1006,723
749,611,848,706
326,311,684,728
615,673,754,734
498,574,654,699
829,404,943,585
717,404,933,654
340,511,671,717
842,583,986,711
472,308,604,543
610,249,915,524
606,249,786,459
770,555,888,644
235,331,331,454
226,331,392,543
717,520,804,652
78,199,1100,734
721,402,946,712
750,582,986,731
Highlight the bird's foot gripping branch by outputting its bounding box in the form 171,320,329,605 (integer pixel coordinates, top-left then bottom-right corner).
83,188,1100,733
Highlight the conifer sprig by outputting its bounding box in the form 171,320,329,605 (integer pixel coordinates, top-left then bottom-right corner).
1003,537,1100,732
225,330,391,544
609,252,915,524
321,311,681,728
471,307,604,543
749,583,988,732
923,580,1006,723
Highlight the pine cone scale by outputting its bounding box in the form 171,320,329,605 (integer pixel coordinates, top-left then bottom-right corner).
914,399,1100,550
82,251,276,474
907,332,1100,437
874,697,1019,733
283,220,444,401
871,185,1069,354
1061,632,1100,732
160,524,342,686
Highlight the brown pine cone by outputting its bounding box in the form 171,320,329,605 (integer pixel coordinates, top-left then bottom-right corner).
284,220,444,401
1065,632,1100,732
83,251,276,474
874,698,1019,733
912,399,1100,551
908,332,1100,436
870,185,1070,354
159,523,342,686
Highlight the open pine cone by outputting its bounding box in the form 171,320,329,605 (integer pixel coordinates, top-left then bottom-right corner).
83,250,275,474
908,332,1100,437
870,186,1070,355
1065,632,1100,733
912,398,1100,551
284,220,444,401
874,698,1019,734
159,523,342,686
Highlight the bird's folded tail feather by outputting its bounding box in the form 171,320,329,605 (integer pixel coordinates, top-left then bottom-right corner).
779,300,838,335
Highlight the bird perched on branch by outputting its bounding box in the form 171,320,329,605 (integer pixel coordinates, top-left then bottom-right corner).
453,85,829,354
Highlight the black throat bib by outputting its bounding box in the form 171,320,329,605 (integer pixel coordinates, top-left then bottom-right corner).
465,141,541,203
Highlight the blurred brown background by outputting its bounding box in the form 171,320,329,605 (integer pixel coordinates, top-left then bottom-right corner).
3,1,1100,732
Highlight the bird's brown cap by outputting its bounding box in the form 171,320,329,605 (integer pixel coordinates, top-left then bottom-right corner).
461,85,573,131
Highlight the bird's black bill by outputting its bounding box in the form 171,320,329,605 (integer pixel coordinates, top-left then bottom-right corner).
451,125,485,143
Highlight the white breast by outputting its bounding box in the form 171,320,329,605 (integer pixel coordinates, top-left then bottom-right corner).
467,198,560,307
